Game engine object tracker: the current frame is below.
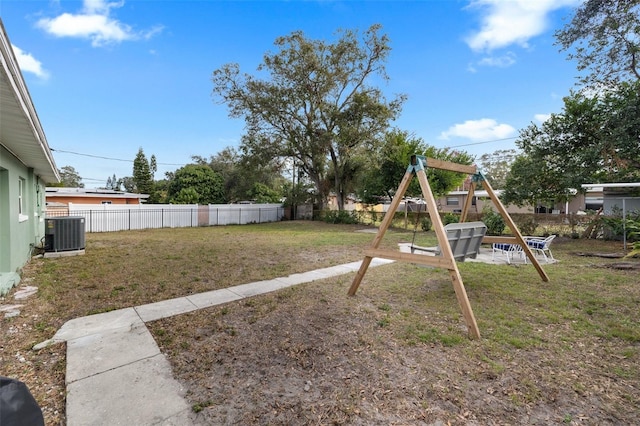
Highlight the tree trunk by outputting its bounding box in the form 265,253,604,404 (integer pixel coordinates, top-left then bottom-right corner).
337,189,345,211
329,147,345,211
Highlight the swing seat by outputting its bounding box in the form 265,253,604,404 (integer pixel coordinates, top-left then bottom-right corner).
412,221,487,262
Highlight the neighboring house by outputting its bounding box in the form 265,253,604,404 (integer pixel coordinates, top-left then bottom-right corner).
436,190,531,214
582,183,640,215
437,187,607,215
326,193,358,210
0,20,60,294
45,187,149,215
348,186,605,216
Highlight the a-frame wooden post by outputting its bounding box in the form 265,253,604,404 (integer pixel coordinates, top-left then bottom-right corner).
348,155,550,339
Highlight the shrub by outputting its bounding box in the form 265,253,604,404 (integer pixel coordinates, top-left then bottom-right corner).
442,213,459,226
516,216,538,236
369,208,378,224
482,207,506,236
322,210,359,224
420,217,432,232
601,208,640,241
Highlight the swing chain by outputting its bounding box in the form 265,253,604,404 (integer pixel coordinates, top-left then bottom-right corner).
410,199,426,249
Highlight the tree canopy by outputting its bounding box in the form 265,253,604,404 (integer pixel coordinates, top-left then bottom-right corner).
502,81,640,207
105,174,121,191
168,164,225,204
477,149,517,189
212,24,405,210
357,129,474,204
501,1,640,208
193,147,286,203
49,165,83,187
555,0,640,89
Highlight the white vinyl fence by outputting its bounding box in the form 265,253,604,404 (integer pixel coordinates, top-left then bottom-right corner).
47,203,285,233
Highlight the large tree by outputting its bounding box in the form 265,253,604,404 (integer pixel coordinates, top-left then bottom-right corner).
49,165,83,187
555,0,640,89
477,149,518,189
501,154,574,208
502,82,640,206
212,24,405,210
194,147,286,203
357,129,426,203
503,1,640,207
357,129,474,204
168,164,225,205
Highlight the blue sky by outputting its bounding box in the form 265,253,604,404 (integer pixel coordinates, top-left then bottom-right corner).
2,0,582,187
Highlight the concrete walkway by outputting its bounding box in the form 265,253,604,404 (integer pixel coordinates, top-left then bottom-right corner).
35,258,393,426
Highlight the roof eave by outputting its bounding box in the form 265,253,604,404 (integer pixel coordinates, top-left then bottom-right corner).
0,19,59,183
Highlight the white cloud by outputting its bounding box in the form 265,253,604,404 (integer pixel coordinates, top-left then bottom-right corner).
439,118,516,141
11,44,50,80
465,0,581,52
83,0,124,15
36,0,162,47
37,13,133,46
477,51,516,68
142,25,164,41
534,113,551,123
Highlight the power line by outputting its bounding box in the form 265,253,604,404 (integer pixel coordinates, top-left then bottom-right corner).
444,137,518,149
52,136,519,167
50,148,186,166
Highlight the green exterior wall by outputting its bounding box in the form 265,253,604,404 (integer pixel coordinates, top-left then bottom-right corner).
0,145,47,295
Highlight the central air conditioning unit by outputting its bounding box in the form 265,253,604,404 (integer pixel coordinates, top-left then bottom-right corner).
44,216,86,252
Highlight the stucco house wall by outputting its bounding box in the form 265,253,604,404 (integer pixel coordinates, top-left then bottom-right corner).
0,19,59,294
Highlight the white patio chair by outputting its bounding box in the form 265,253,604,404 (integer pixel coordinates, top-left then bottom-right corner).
492,242,524,264
524,235,556,262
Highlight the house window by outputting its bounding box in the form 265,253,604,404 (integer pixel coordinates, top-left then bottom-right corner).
18,178,23,214
18,177,28,222
446,197,459,206
585,197,603,211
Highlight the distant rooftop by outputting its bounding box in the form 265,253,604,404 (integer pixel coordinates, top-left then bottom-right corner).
46,187,149,199
582,183,640,190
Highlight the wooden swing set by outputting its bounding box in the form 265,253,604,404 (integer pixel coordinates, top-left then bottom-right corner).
348,155,549,339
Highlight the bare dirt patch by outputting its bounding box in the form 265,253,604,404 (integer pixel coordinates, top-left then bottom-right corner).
574,252,626,258
600,262,640,270
1,275,66,424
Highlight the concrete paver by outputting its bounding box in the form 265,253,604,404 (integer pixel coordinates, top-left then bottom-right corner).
185,288,244,310
65,322,160,383
66,354,191,426
225,279,287,298
135,297,199,323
